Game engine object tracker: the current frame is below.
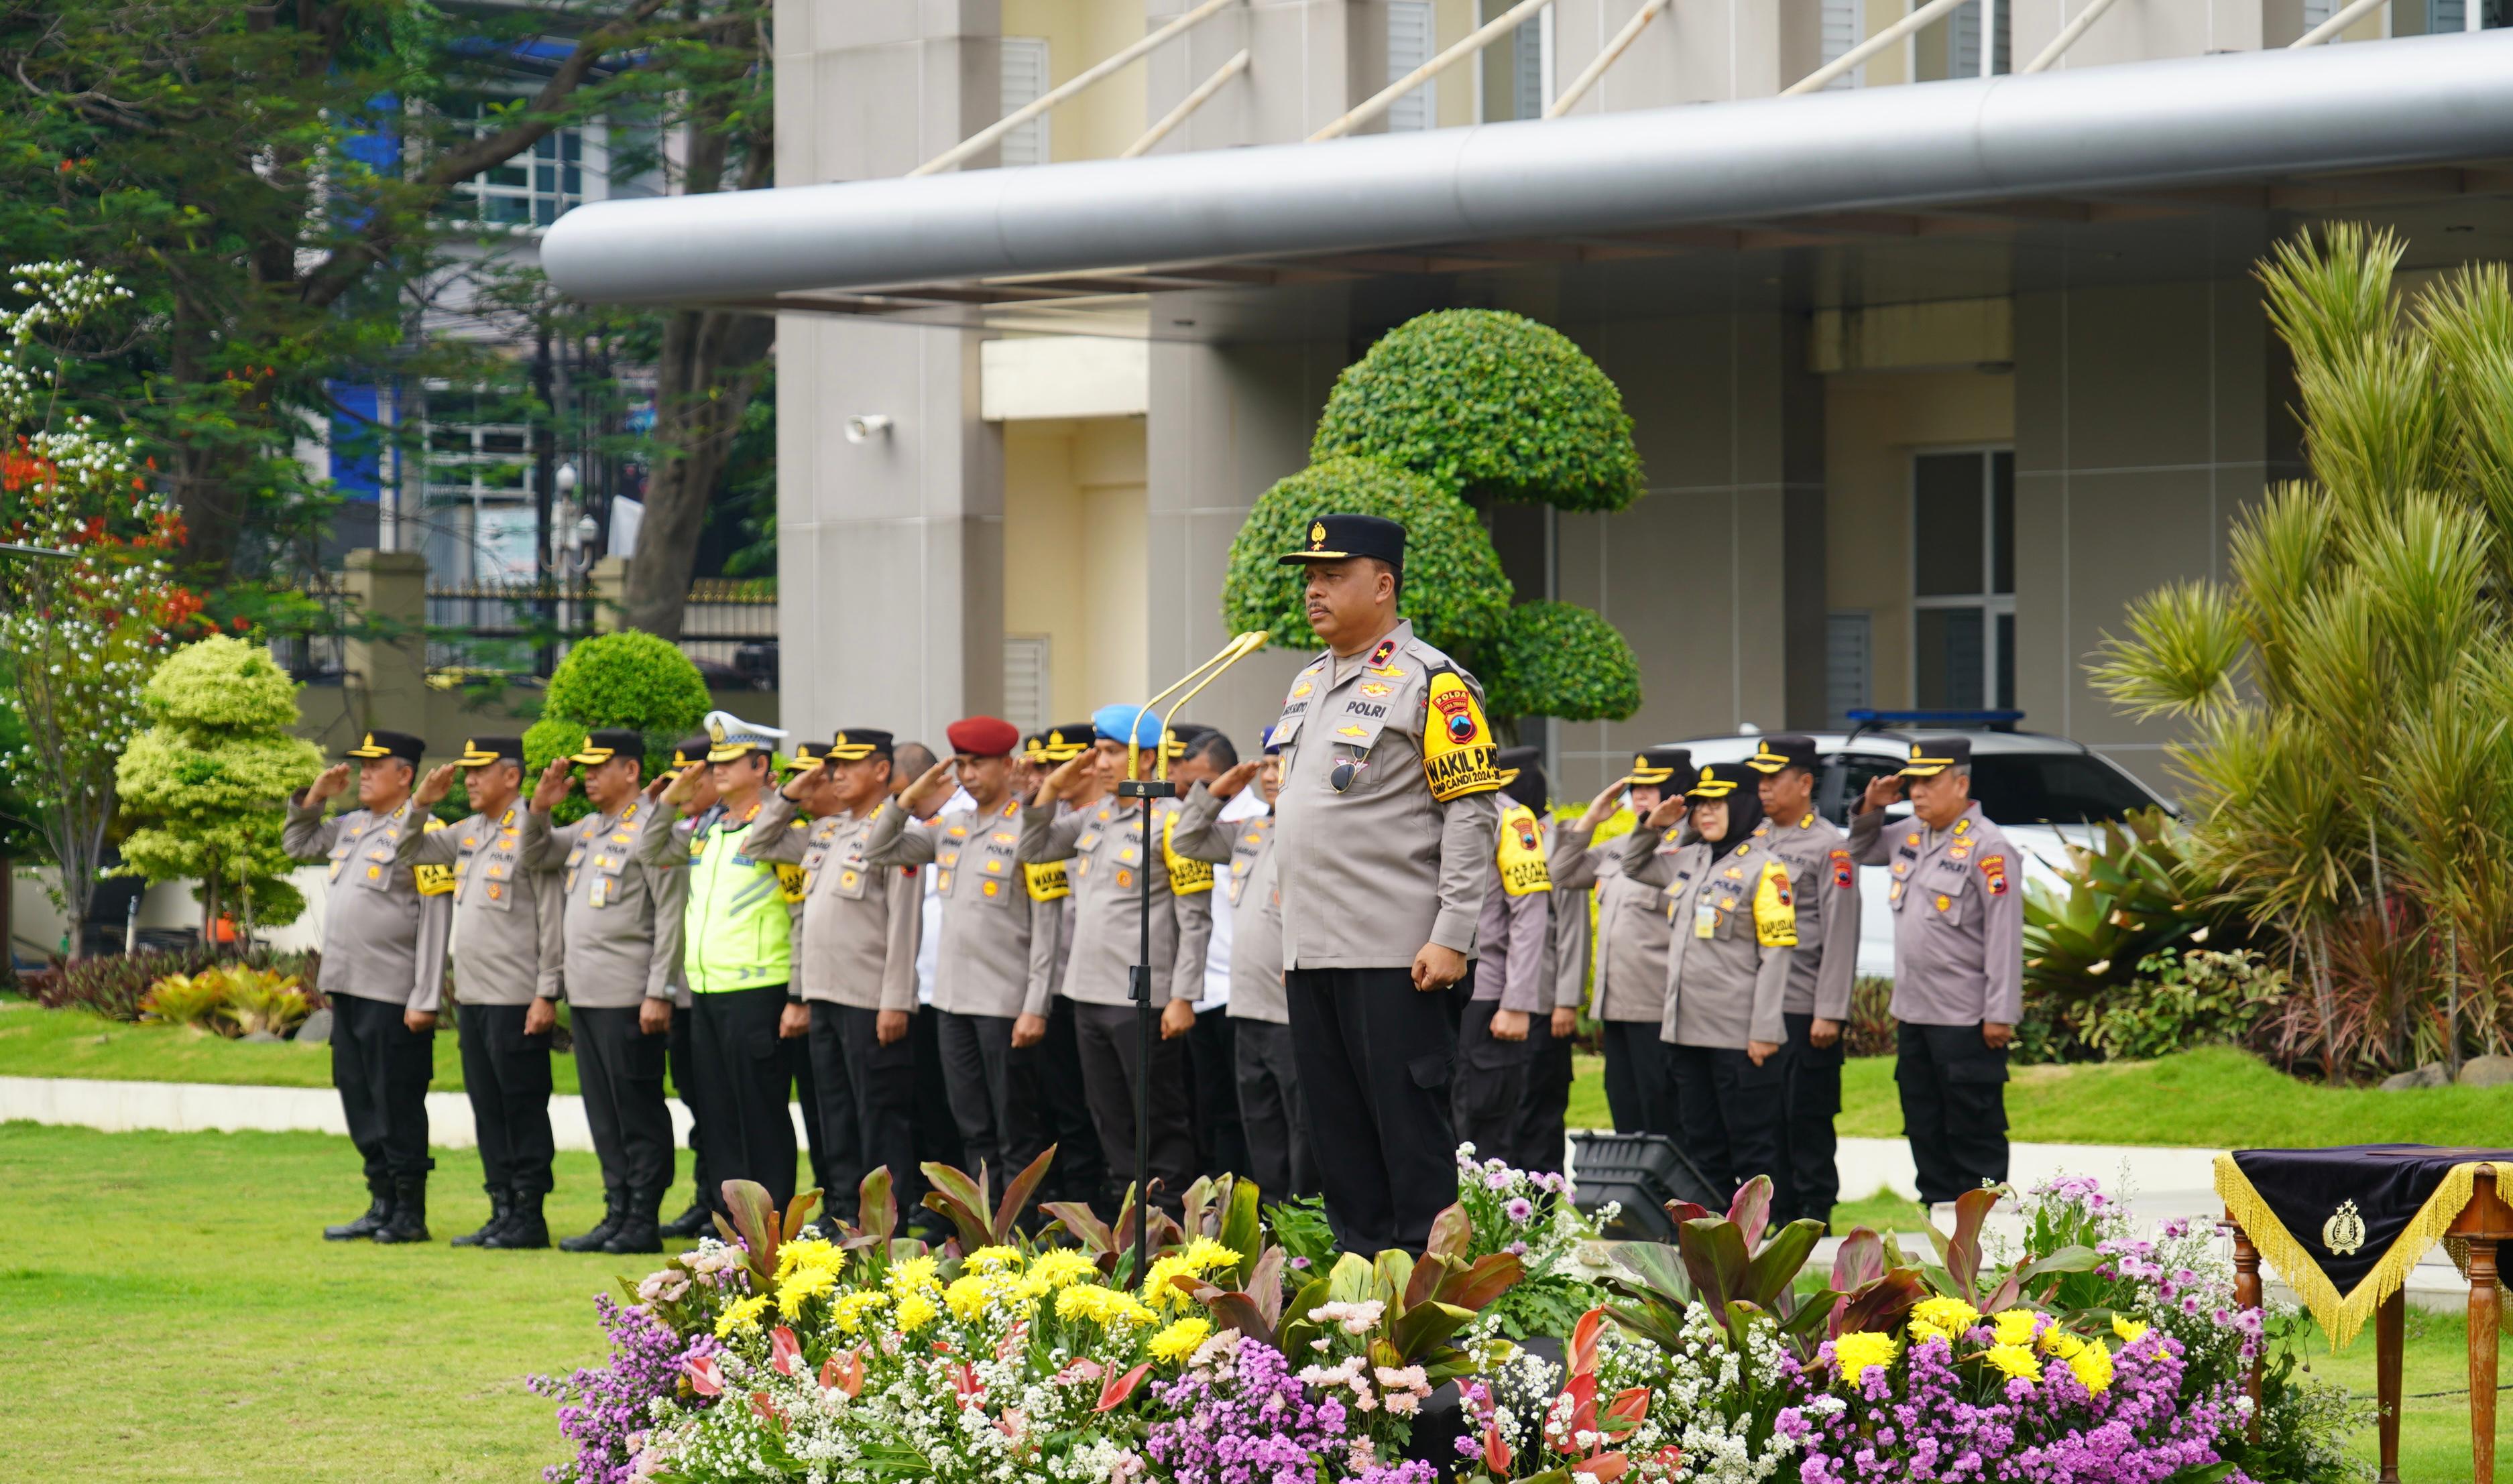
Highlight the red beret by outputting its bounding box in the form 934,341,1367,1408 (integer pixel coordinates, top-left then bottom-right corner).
945,715,1020,757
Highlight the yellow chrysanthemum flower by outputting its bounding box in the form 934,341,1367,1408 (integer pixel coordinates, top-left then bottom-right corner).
778,1264,839,1319
2112,1316,2150,1345
776,1237,841,1282
2040,1328,2087,1361
967,1245,1025,1272
1030,1250,1100,1289
2069,1338,2115,1394
1831,1331,1898,1385
1142,1237,1244,1311
896,1291,940,1332
1147,1316,1214,1363
1908,1320,1948,1347
1983,1343,2043,1383
945,1274,994,1322
1991,1309,2040,1347
886,1255,941,1296
1911,1297,1983,1336
830,1290,890,1335
714,1294,770,1338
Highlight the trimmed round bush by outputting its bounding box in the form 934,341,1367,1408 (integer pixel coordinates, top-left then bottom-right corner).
1221,456,1513,658
1310,309,1645,513
541,631,712,738
1480,601,1643,723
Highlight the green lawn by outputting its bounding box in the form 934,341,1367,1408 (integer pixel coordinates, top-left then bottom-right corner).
0,998,583,1095
0,1121,2493,1481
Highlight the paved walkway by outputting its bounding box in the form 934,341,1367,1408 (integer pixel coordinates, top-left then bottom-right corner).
3,1074,2480,1310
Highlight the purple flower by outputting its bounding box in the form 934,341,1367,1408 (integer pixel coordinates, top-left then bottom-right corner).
530,1296,717,1484
1504,1196,1535,1225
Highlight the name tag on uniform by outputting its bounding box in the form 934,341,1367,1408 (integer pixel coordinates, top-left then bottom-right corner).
589,877,612,908
1694,899,1719,938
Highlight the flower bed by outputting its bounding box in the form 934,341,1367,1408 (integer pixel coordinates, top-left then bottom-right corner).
536,1153,2363,1484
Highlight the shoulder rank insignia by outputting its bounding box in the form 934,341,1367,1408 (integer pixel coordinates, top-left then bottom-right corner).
1368,637,1397,666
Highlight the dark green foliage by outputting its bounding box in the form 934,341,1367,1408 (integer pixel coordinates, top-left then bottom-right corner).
1310,310,1644,513
522,632,711,819
32,945,320,1022
1220,458,1511,658
1479,601,1642,723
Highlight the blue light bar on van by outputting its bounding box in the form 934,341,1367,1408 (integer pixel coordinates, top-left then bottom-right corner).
1845,709,2024,730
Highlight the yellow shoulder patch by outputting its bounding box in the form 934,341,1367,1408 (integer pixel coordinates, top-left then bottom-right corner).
1023,859,1071,903
412,818,455,895
1421,670,1500,802
774,862,808,904
1163,812,1214,896
1496,802,1552,897
1753,856,1798,948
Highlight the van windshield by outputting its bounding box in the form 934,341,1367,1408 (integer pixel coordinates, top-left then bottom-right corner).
1826,751,2160,826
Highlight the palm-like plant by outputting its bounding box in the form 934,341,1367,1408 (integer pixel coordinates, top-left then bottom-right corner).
2089,225,2513,1076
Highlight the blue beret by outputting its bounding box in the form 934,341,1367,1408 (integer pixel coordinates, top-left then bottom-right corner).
1092,704,1163,747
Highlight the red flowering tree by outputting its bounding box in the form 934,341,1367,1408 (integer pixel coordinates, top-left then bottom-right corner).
0,263,201,936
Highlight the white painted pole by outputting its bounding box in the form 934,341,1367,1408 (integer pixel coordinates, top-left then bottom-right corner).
2291,0,2388,47
1121,48,1250,158
1544,0,1670,119
1783,0,1973,96
1311,0,1553,142
2021,0,2125,74
910,0,1240,176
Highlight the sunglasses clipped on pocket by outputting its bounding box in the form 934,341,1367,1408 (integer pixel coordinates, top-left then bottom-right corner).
1328,754,1367,794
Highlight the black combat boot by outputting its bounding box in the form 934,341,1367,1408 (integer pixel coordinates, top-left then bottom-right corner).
602,1190,663,1255
659,1200,712,1241
559,1192,624,1253
450,1188,511,1248
483,1187,550,1249
371,1176,431,1244
322,1179,394,1241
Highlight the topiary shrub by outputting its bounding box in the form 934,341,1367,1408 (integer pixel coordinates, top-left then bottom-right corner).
1479,601,1642,722
525,631,713,820
1220,456,1513,658
1310,309,1644,513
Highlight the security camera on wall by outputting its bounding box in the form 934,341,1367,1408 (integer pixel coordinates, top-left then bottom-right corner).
845,414,892,444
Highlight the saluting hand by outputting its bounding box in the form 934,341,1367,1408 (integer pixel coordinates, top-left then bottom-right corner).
1643,793,1690,831
661,764,703,811
1035,751,1092,806
530,756,574,813
306,762,352,804
1206,759,1262,801
1579,778,1629,828
1859,773,1906,816
898,757,957,816
412,762,459,810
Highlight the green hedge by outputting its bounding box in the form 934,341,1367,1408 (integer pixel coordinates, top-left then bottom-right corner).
1309,309,1644,513
521,632,713,819
1480,601,1642,722
1220,456,1513,658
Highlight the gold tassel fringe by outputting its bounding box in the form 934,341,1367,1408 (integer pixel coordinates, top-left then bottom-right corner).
2211,1155,2513,1352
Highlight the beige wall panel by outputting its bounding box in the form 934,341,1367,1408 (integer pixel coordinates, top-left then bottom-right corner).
2009,0,2272,72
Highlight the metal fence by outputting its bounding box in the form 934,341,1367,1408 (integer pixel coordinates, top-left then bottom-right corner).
677,578,779,686
270,578,778,688
424,580,595,672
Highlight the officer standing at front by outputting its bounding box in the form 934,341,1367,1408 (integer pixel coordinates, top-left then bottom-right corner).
1634,763,1797,1210
1018,706,1211,1211
645,713,806,1215
1169,728,1311,1198
1269,513,1501,1255
1453,747,1548,1165
1552,749,1689,1138
522,731,684,1255
1847,737,2024,1209
866,717,1061,1184
286,731,452,1244
403,738,566,1249
1744,734,1862,1231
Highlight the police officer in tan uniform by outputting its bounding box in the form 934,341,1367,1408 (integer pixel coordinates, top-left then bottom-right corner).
1018,705,1212,1211
1743,733,1862,1230
1552,747,1689,1137
522,729,685,1254
864,716,1061,1183
404,737,566,1249
1847,736,2024,1208
1011,722,1109,1207
286,730,453,1244
655,733,717,1238
1454,747,1550,1166
1497,747,1585,1177
749,731,924,1217
1269,513,1501,1253
1629,762,1798,1209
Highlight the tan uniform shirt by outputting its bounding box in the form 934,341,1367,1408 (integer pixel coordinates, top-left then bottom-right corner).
1268,620,1500,969
284,796,453,1011
1473,792,1551,1012
522,800,683,1009
1171,784,1285,1024
748,793,922,1013
1657,837,1798,1050
397,804,564,1006
1018,795,1210,1007
1750,811,1862,1021
1847,802,2026,1026
1570,823,1683,1022
1547,877,1589,1013
861,796,1060,1019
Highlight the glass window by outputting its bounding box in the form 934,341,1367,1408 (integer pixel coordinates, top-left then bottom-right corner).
438,97,584,228
1912,448,2016,711
1913,454,1985,597
1965,754,2161,825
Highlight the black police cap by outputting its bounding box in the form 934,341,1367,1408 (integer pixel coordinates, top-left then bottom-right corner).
571,729,645,767
1745,733,1821,776
1898,735,1973,778
1279,513,1405,573
1686,761,1758,800
456,735,525,768
1625,747,1692,786
343,730,426,765
826,729,894,761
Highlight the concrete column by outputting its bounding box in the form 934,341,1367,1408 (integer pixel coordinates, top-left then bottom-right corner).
589,554,628,633
774,0,1006,745
341,549,430,741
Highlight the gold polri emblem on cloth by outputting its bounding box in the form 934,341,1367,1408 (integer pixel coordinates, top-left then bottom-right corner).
2324,1199,2367,1257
